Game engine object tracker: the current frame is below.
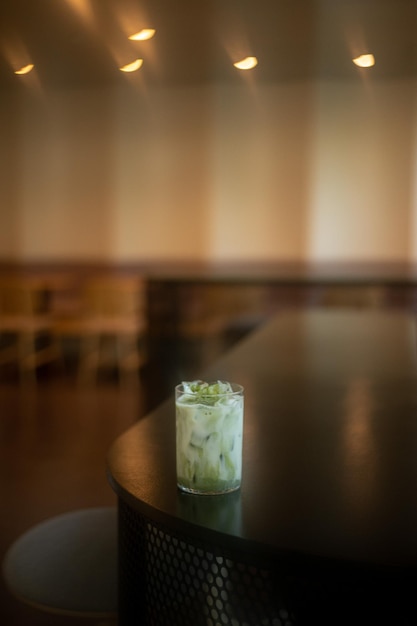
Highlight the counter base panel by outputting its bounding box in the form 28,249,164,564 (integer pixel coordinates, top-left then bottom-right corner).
117,499,410,626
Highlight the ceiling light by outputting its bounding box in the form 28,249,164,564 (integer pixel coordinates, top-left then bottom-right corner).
128,29,156,41
14,63,34,75
352,54,375,68
119,59,143,73
233,56,258,70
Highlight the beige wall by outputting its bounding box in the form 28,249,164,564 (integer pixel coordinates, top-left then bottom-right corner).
308,79,417,261
0,76,416,263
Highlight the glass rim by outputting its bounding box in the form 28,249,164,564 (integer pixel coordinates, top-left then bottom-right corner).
175,381,244,397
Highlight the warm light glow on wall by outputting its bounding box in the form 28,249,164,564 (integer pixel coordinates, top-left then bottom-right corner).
233,56,258,70
352,54,375,68
65,0,94,25
14,63,34,75
128,29,156,41
119,58,143,72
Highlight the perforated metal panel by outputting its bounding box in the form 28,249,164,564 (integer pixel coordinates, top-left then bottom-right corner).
118,499,295,626
118,499,414,626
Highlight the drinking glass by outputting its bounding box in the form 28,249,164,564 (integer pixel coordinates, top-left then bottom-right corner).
175,382,244,495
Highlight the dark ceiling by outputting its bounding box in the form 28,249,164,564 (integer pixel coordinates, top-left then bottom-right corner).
0,0,416,89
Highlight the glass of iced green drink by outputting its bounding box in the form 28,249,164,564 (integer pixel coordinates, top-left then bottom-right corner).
175,380,244,495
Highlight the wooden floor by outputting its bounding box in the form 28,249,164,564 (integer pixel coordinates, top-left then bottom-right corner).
0,330,246,625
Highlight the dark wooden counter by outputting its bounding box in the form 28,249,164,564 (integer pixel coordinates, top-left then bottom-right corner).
107,310,417,625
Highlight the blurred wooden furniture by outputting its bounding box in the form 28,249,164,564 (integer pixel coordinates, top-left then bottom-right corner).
0,274,61,381
54,274,148,384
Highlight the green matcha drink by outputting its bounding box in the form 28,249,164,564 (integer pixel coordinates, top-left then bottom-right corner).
175,380,244,495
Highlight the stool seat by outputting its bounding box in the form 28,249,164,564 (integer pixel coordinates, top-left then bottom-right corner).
2,506,118,617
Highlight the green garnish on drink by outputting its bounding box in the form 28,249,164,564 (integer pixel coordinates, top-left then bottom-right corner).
175,380,244,495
